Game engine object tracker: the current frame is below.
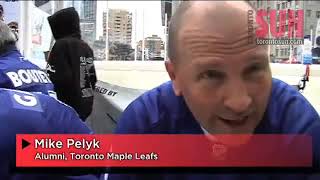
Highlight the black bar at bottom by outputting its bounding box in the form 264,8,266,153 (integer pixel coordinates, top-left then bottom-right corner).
13,167,319,174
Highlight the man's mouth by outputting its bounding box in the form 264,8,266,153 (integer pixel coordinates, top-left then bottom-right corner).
218,116,249,126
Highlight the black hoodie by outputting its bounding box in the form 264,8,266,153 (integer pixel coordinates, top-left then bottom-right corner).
47,7,97,121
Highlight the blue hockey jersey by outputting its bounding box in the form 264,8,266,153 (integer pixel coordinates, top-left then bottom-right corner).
0,46,56,98
0,88,100,180
109,78,320,180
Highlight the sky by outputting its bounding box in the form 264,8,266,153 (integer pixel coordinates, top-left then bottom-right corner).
96,1,165,46
0,1,20,23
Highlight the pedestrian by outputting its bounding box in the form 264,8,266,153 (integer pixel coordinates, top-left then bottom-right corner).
46,7,97,121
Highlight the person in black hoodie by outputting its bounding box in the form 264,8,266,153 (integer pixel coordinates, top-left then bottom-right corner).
47,7,97,121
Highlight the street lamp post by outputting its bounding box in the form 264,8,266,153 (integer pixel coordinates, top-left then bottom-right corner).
164,13,168,62
142,8,145,61
105,1,109,61
134,8,137,61
19,1,32,59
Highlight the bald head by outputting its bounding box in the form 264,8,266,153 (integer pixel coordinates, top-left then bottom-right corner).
168,1,257,62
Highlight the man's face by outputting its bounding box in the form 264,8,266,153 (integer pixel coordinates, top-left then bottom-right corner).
166,2,272,134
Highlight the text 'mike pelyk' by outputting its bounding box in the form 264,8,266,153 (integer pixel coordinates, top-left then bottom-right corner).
34,138,100,150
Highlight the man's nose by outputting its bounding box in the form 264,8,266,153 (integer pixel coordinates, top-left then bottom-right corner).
223,83,252,115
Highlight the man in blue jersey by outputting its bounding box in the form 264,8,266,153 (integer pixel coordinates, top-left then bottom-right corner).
0,88,102,179
109,1,320,180
0,21,56,98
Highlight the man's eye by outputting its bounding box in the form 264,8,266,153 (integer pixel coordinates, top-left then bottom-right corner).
246,64,266,74
199,70,224,80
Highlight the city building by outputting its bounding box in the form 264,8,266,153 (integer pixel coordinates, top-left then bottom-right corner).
161,0,173,27
103,9,132,45
64,0,97,47
161,0,182,60
64,1,83,17
145,35,164,59
92,37,106,61
249,0,320,61
164,1,320,61
34,0,52,14
137,35,164,60
81,0,97,47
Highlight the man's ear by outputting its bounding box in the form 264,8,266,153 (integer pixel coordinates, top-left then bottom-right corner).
165,59,182,96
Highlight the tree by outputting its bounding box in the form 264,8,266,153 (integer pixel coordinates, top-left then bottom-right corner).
109,42,135,61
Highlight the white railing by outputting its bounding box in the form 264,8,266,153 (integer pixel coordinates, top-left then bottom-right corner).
95,61,320,75
94,61,320,90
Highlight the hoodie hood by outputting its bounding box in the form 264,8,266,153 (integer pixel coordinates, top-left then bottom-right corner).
47,7,81,40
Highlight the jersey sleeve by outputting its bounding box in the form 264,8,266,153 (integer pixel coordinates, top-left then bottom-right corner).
113,96,151,134
109,95,161,180
281,93,320,133
277,85,320,169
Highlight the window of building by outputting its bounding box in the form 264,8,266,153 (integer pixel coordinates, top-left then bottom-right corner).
277,4,280,10
288,48,291,56
317,11,320,18
282,3,285,9
310,25,314,33
284,48,287,56
307,10,312,17
252,2,256,8
276,49,279,56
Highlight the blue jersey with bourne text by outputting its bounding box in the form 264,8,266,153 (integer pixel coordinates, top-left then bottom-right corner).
109,78,320,180
0,88,100,180
0,46,56,98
